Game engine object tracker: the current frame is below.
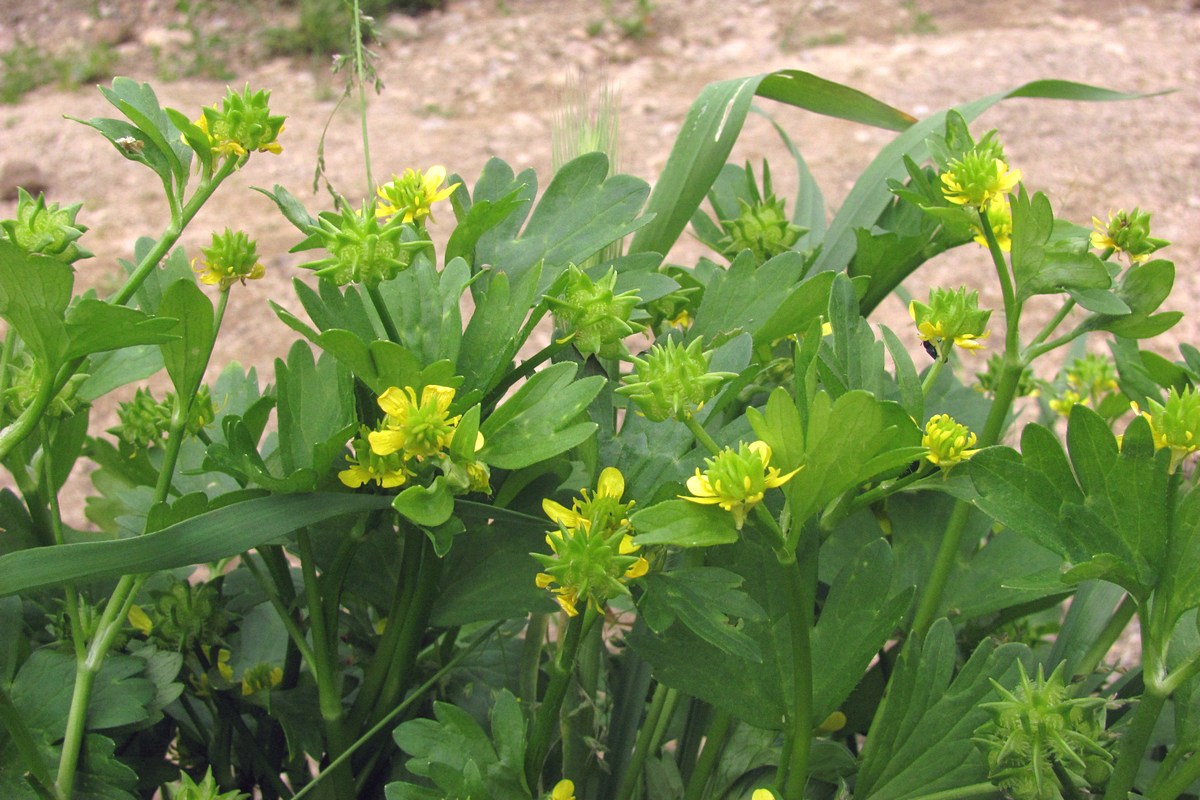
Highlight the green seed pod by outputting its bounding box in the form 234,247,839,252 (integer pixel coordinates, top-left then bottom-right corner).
197,85,285,159
547,265,642,359
617,337,734,422
719,195,805,264
297,201,421,286
1,187,91,263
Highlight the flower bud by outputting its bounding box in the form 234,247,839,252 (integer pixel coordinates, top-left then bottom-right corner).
547,265,642,359
195,85,285,160
170,766,249,800
1090,208,1169,264
617,338,735,422
974,662,1113,800
1135,386,1200,473
719,195,805,264
909,287,991,358
682,441,800,530
375,166,459,225
922,413,978,470
941,146,1021,208
1,188,91,263
297,202,418,286
195,229,265,291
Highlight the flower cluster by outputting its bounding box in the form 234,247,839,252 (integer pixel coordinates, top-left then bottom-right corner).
1090,208,1168,265
0,187,91,263
115,386,215,449
1133,386,1200,473
2,354,89,419
375,166,459,225
193,86,285,161
339,384,489,493
617,338,735,422
940,146,1021,209
296,202,420,286
1048,354,1120,417
909,286,992,358
974,662,1113,800
170,766,249,800
718,194,805,264
922,414,978,471
548,266,643,359
683,441,800,530
533,468,648,617
194,229,265,291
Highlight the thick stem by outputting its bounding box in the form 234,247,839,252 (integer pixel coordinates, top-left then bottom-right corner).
683,413,722,456
366,283,402,345
920,354,947,396
1071,594,1136,686
1148,749,1200,800
297,528,354,800
1103,688,1168,800
617,680,670,800
682,710,733,800
780,542,816,800
527,607,596,791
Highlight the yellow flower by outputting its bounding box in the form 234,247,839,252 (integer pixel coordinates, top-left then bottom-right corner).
127,605,153,636
368,384,460,460
683,441,800,530
922,414,979,470
192,229,266,291
375,165,460,224
1133,387,1200,473
543,466,629,533
240,663,283,696
972,196,1013,252
909,287,992,357
550,779,576,800
1090,208,1168,265
752,790,779,800
339,425,410,489
941,153,1021,208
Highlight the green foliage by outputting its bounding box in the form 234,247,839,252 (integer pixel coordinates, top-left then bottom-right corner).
0,60,1182,800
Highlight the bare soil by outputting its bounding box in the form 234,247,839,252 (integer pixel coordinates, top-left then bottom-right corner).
1,0,1197,375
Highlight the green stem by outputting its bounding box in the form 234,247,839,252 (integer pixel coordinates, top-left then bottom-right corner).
366,283,402,345
920,354,947,396
647,687,681,754
821,463,933,535
907,783,1000,800
297,528,354,800
1147,748,1200,800
527,607,597,791
0,334,16,404
911,356,1024,638
977,206,1019,356
1070,594,1135,686
779,540,816,800
682,710,733,800
351,0,373,196
617,681,670,800
1026,298,1077,351
683,413,722,456
348,524,419,730
1103,687,1168,800
0,685,63,800
290,622,503,800
242,551,318,671
40,427,85,659
520,613,549,714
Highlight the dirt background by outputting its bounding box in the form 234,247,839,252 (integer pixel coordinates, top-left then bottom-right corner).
1,0,1198,376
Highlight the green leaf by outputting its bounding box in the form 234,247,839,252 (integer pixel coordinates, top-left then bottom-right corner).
810,539,913,722
1010,188,1109,300
274,341,355,475
445,187,526,268
631,500,738,548
639,567,766,662
0,493,394,596
1085,258,1181,339
489,153,651,291
479,362,603,469
1162,486,1200,625
158,279,214,398
854,620,1031,800
689,251,806,348
458,267,543,396
970,408,1169,598
432,506,555,625
64,299,178,359
0,241,71,366
392,478,455,528
9,650,153,739
816,79,1152,284
70,115,176,190
631,69,914,258
377,254,472,366
99,78,189,194
204,415,318,493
